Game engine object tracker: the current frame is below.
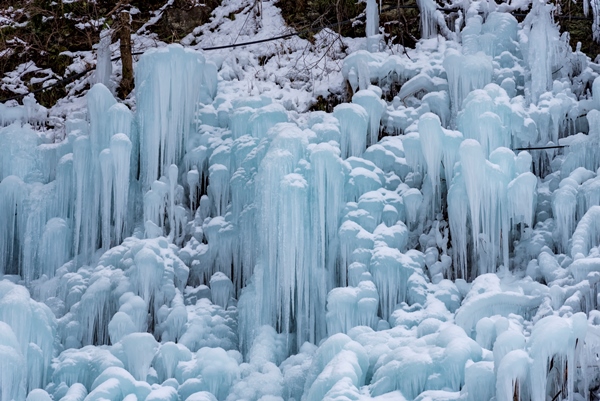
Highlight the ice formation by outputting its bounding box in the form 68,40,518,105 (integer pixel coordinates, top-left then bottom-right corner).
365,0,380,52
4,1,600,400
95,29,113,89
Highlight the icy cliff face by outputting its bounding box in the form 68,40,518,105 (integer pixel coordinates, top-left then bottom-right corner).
3,1,600,401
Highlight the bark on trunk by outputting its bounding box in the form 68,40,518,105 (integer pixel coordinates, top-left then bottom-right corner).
118,10,134,99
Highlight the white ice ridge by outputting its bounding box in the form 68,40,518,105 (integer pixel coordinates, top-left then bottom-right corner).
4,2,600,401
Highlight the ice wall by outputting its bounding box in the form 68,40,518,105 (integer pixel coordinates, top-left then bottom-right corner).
5,4,600,401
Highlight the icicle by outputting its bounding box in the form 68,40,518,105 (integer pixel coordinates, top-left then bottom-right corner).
87,84,117,155
0,176,27,276
459,139,486,261
333,104,369,158
278,173,310,345
495,350,530,401
249,104,289,138
572,205,600,260
528,313,587,401
208,164,230,216
72,136,94,262
444,51,493,116
144,190,163,230
507,172,537,228
418,113,444,214
248,125,315,349
402,188,423,230
553,184,578,254
37,218,71,279
114,333,159,381
326,281,378,335
0,121,40,182
0,281,56,396
442,128,463,188
108,103,136,183
187,169,200,212
168,164,179,239
522,0,559,103
230,107,253,139
416,0,438,38
448,173,469,279
352,89,385,147
94,29,113,89
136,45,209,187
210,272,233,309
110,134,132,244
55,154,74,220
365,0,380,52
310,143,346,285
108,104,132,138
463,362,495,401
99,149,113,250
370,246,418,320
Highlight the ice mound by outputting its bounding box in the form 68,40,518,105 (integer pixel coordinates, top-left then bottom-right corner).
0,281,56,400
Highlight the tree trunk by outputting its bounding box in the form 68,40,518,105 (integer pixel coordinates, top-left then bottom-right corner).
118,10,134,99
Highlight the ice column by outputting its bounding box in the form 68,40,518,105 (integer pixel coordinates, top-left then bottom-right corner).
255,144,299,336
528,314,587,401
507,172,537,228
55,155,74,221
136,45,214,187
110,134,132,243
522,0,559,103
418,113,444,213
77,83,119,261
417,0,439,38
210,272,233,309
38,218,71,278
352,89,385,147
72,136,94,261
95,29,113,88
459,140,486,261
88,84,117,155
333,104,369,159
496,350,530,401
278,173,309,342
0,176,27,276
443,50,493,115
187,169,200,212
99,149,113,250
250,125,330,349
310,143,345,283
108,103,136,178
366,0,380,52
208,164,230,216
308,143,346,343
448,174,469,279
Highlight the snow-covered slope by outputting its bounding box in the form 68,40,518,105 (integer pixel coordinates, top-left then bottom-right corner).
3,0,600,400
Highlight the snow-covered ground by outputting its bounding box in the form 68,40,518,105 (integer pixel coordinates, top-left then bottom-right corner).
3,0,600,400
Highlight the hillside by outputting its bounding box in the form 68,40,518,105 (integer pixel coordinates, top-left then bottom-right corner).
1,0,599,110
